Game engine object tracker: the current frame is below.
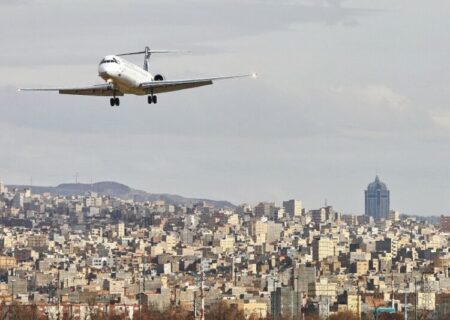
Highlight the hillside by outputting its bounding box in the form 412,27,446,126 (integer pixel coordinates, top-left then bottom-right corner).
7,181,235,209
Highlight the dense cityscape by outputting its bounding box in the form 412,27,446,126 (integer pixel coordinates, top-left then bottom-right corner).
0,176,449,320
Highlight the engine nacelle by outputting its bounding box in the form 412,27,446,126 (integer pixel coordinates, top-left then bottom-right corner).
153,74,165,81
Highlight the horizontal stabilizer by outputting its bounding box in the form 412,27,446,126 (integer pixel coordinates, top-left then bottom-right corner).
117,48,190,57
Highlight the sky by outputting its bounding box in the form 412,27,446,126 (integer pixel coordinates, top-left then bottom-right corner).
1,0,450,215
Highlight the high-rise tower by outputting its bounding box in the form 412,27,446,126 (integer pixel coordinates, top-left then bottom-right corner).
365,176,390,220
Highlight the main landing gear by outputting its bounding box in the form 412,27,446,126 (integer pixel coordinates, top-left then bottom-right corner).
148,95,157,104
110,97,120,107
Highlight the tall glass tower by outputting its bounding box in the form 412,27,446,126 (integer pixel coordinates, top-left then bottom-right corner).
365,176,390,220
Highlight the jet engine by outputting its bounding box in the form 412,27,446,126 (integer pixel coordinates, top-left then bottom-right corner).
153,74,165,81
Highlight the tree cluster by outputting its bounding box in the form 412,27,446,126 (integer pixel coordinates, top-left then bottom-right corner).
0,302,449,320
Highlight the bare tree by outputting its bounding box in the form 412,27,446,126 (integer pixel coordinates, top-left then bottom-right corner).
205,301,246,320
329,311,359,320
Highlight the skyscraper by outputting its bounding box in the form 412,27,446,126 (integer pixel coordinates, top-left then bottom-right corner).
365,176,390,220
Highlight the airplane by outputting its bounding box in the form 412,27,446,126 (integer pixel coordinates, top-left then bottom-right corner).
19,46,256,107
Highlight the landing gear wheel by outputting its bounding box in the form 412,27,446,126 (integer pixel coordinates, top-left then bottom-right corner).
110,98,115,107
152,95,157,104
115,98,120,106
148,96,153,104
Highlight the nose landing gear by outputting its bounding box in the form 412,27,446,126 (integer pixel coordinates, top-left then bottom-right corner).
148,95,157,104
110,97,120,107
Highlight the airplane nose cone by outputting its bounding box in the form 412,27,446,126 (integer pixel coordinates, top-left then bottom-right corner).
98,65,108,78
98,64,119,80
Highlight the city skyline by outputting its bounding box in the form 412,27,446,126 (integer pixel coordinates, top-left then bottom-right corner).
0,175,432,218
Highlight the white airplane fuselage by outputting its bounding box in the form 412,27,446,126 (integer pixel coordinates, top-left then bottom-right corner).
98,55,152,95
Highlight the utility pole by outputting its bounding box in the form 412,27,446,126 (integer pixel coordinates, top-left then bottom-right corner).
193,291,197,319
11,279,15,301
141,255,146,320
357,284,361,320
138,259,143,320
374,290,379,320
200,264,205,320
11,279,15,320
404,290,408,320
391,271,395,309
326,297,330,320
415,277,417,320
138,277,142,320
291,287,294,318
294,276,299,320
57,268,61,320
232,256,236,286
301,291,304,320
272,277,278,320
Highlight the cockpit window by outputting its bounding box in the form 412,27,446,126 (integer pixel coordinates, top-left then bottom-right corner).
100,58,119,65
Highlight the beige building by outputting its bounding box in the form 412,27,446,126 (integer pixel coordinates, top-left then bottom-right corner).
151,245,164,256
115,222,125,238
27,234,48,248
0,237,13,249
250,220,267,245
388,210,400,222
310,278,337,302
434,256,450,268
354,260,369,275
417,292,435,311
346,294,361,315
338,294,361,317
217,235,235,252
106,279,125,296
237,299,268,319
427,234,447,250
312,236,335,262
0,256,16,269
0,180,6,193
341,214,358,226
164,234,178,252
227,214,240,226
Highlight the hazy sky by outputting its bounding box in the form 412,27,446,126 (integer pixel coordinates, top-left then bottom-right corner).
1,0,450,215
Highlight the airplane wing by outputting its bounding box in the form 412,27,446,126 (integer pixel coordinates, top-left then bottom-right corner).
140,74,255,94
19,84,123,96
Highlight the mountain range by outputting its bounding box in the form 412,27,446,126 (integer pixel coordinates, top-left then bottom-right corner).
7,181,235,209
